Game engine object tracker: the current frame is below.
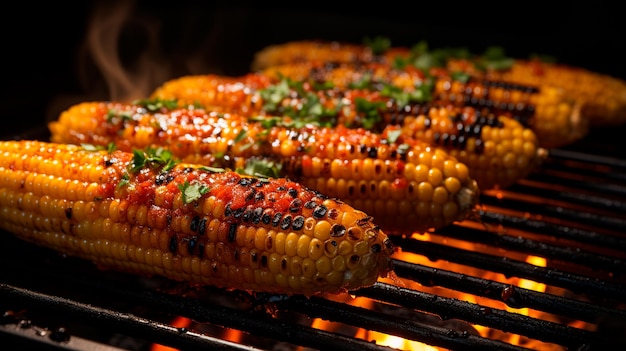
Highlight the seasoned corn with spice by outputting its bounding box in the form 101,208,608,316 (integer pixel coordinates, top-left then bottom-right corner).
48,101,480,234
0,140,395,296
252,39,626,128
258,60,585,149
149,71,547,189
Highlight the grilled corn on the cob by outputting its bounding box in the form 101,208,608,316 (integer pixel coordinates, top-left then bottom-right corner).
0,140,395,296
257,61,584,149
251,39,626,128
48,101,480,234
150,73,547,189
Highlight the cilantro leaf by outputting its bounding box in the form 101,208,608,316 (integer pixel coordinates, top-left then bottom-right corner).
178,180,210,204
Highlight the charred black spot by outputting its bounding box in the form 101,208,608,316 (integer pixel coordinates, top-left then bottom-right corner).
188,236,197,254
330,224,346,237
288,188,298,198
289,198,302,213
182,167,194,173
104,158,116,167
327,208,340,220
384,238,394,251
356,216,372,226
281,257,288,271
232,207,245,219
239,178,253,187
155,173,167,185
251,251,258,263
190,216,201,233
252,207,263,224
198,218,207,235
368,147,378,158
228,223,237,242
313,205,328,219
262,211,272,225
225,204,232,217
254,191,265,201
304,200,317,209
371,243,381,253
197,242,205,259
280,215,292,230
242,208,254,222
245,188,257,201
169,236,178,254
292,215,305,231
260,254,268,268
349,255,360,264
64,208,72,220
272,212,283,226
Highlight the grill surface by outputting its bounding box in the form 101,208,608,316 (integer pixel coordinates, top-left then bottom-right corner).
0,123,625,351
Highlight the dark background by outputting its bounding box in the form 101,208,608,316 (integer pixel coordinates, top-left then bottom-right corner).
2,1,625,138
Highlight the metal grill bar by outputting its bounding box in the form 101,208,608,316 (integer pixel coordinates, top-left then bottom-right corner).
390,258,626,322
355,283,619,350
432,225,626,275
477,211,626,251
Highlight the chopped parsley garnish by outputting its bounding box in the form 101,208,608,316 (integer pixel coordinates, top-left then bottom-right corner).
128,147,178,174
258,77,340,127
81,142,117,153
178,180,210,204
199,166,226,173
363,36,391,55
354,97,385,129
106,109,133,123
474,46,515,71
237,158,283,179
386,129,402,144
132,97,179,112
379,78,435,108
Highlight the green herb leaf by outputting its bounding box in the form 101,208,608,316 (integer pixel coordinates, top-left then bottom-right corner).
363,36,391,55
132,97,179,112
178,180,210,204
128,147,178,174
386,129,402,144
238,158,283,179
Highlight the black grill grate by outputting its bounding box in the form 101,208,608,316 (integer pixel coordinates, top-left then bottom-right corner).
1,126,625,351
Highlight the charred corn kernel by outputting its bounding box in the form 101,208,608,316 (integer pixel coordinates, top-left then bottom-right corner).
258,60,585,149
0,140,395,296
148,71,546,188
49,101,480,234
252,40,626,128
443,57,626,128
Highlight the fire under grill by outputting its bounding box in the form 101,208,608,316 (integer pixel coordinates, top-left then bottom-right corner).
1,125,625,351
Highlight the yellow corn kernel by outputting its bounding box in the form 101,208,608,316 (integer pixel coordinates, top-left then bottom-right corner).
48,102,480,234
0,140,395,296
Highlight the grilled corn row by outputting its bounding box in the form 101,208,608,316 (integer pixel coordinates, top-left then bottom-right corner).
445,58,626,127
252,40,626,128
150,73,547,189
258,61,586,149
49,101,480,234
0,140,395,296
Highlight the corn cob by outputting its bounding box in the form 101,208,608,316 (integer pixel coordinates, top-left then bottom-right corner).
150,72,547,189
0,139,396,296
252,39,626,128
48,101,480,234
257,60,585,149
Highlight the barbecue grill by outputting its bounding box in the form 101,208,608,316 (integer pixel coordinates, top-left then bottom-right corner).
1,2,625,351
1,123,625,351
